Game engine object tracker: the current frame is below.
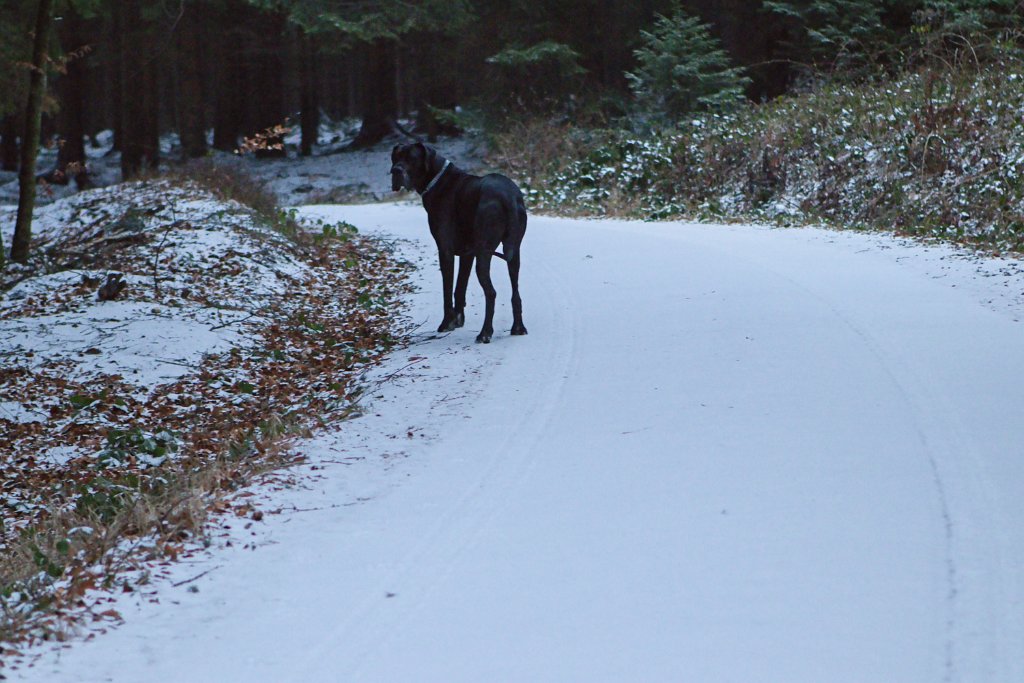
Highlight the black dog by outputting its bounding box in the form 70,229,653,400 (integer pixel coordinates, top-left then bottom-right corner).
391,142,527,344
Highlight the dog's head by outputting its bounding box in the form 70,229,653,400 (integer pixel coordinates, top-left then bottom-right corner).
390,142,438,193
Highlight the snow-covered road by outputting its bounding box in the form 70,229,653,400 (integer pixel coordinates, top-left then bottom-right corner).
18,204,1024,682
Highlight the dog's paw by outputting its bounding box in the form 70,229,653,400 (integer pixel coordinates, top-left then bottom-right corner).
438,310,466,332
510,322,528,336
475,332,492,344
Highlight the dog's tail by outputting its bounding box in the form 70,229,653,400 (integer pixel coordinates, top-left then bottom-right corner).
491,193,526,263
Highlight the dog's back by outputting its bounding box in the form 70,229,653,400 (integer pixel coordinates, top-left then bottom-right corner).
477,173,527,260
442,171,526,255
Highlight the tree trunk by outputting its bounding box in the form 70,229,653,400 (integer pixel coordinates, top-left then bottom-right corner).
141,57,160,169
54,7,90,188
109,0,123,152
119,0,145,179
1,114,18,172
115,0,159,176
346,52,358,119
213,1,245,152
12,0,56,264
411,40,460,141
249,9,286,158
176,0,207,159
350,39,398,149
299,30,319,156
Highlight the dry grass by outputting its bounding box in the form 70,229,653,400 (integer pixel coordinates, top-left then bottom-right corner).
166,158,301,237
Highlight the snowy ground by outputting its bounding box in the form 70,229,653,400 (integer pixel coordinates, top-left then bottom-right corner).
9,200,1024,682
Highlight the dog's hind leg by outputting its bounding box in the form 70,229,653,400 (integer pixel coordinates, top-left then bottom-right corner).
508,199,527,336
474,251,496,344
453,255,474,329
473,198,507,343
507,248,527,336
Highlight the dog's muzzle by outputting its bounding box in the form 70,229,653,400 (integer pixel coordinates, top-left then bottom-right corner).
390,164,411,192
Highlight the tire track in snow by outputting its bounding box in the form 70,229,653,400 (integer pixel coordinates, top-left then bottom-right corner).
749,270,962,682
328,216,959,681
337,214,979,682
296,214,583,681
641,222,1008,683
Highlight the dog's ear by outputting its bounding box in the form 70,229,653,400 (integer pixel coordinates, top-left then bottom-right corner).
391,144,402,161
416,142,436,172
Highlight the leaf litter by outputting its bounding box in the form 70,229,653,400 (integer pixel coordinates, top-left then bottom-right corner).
0,178,413,659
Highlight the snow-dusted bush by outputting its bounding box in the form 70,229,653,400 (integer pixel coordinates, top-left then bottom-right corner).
765,0,1022,77
497,44,1024,253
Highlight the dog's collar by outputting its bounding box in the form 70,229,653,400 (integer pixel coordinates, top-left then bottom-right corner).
421,159,451,195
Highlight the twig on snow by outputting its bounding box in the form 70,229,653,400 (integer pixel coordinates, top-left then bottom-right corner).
171,566,220,588
209,310,263,331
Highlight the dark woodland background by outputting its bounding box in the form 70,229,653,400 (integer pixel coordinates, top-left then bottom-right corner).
0,1,937,176
0,0,790,177
6,0,1017,182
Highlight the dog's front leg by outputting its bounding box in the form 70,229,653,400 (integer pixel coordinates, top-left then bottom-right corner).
452,255,474,329
437,249,459,333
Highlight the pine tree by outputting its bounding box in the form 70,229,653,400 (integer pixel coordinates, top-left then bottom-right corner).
765,0,1020,78
486,41,587,113
763,0,908,75
175,0,207,159
912,0,1022,58
627,5,750,119
0,3,31,188
0,3,30,119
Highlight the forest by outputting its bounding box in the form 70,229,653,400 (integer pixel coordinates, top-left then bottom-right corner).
1,0,1022,261
0,0,787,177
